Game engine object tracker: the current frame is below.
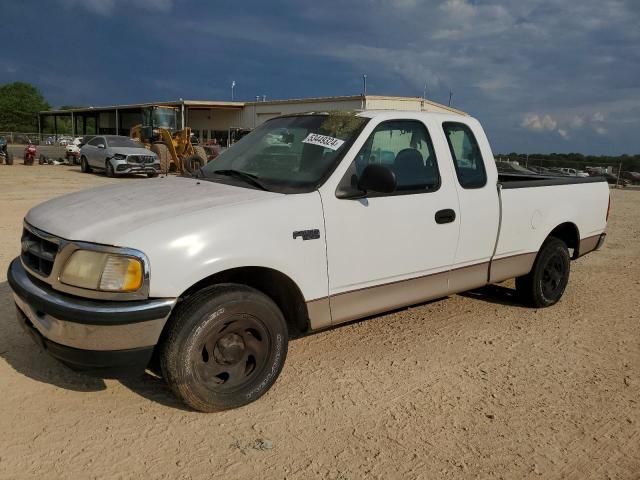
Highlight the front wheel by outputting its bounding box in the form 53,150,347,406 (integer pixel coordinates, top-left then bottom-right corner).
516,237,570,308
160,284,288,412
80,156,92,173
105,160,115,177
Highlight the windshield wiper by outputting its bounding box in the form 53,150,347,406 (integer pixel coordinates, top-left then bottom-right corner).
212,169,269,191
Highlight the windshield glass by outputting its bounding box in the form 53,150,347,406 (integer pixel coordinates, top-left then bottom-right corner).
200,113,368,193
107,137,145,148
153,108,177,129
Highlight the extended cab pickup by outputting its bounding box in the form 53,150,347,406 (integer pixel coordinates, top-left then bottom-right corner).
8,111,609,411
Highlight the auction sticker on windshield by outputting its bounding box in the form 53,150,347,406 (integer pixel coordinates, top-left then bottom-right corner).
302,133,345,151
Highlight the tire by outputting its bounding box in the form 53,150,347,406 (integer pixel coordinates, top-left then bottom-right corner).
147,172,158,178
193,145,208,163
80,156,92,173
105,160,115,177
160,284,288,412
38,154,45,165
516,237,570,308
6,153,13,165
182,155,204,176
151,143,171,174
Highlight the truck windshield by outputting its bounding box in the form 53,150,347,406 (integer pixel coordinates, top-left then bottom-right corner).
200,113,368,193
153,109,177,130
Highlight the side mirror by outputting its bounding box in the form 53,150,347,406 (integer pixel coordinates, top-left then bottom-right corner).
97,144,105,149
358,164,397,194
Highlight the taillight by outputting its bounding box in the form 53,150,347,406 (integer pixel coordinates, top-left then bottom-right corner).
606,192,611,222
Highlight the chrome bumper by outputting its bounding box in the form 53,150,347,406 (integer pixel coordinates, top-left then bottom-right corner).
8,258,176,351
111,158,159,174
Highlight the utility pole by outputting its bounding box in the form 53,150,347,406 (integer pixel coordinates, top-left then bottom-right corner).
231,80,236,101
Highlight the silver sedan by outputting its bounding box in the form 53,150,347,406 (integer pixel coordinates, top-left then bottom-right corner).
80,135,160,177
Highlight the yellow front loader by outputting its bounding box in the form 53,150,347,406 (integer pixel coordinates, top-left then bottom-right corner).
130,106,207,175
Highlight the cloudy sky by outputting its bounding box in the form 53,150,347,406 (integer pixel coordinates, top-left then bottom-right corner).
3,0,639,154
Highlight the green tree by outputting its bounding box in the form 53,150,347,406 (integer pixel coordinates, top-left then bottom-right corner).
0,82,50,132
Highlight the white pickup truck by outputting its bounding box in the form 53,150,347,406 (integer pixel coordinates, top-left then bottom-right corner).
8,110,609,411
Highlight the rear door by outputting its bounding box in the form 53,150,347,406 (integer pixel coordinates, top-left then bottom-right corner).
440,120,500,292
320,117,460,324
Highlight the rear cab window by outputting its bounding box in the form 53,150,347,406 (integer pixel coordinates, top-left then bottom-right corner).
442,122,487,189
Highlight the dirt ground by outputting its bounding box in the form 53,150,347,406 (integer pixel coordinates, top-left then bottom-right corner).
0,165,638,480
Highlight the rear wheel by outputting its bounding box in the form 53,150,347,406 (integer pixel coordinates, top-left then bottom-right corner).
516,237,570,308
151,143,171,174
160,284,288,412
193,145,208,163
6,153,14,165
182,155,204,176
80,156,92,173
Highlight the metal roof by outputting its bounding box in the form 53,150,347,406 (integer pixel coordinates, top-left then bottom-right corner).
39,95,465,115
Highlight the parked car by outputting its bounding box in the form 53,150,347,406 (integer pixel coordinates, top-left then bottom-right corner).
621,171,640,185
64,138,83,164
527,165,551,175
597,172,630,186
559,167,589,177
79,135,160,177
8,111,609,412
495,161,538,175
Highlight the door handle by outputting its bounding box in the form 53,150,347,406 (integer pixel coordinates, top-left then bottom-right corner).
435,209,456,224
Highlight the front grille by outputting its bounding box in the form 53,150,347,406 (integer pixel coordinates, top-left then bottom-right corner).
128,155,155,164
21,227,59,277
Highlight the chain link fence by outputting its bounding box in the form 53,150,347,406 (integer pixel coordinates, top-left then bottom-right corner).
0,132,86,145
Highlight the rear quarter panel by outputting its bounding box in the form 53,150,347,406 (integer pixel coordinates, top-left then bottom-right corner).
497,180,609,259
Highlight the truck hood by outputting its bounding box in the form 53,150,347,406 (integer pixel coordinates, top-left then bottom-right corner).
25,177,279,245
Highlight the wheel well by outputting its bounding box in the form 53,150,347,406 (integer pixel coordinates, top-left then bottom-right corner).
179,267,310,337
548,222,580,258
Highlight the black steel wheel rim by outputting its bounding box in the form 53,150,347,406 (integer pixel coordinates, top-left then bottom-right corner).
541,252,565,299
194,314,271,392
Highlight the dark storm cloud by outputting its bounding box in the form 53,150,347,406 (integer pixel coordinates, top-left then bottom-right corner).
2,0,639,154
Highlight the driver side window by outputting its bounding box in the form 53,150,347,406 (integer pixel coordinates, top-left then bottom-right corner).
349,120,440,194
87,137,103,147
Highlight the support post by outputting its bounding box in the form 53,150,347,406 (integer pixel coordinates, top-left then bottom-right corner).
115,109,119,136
71,111,75,137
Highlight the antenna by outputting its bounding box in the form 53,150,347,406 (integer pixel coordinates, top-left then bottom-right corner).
423,81,428,99
231,80,236,101
362,74,367,95
448,89,453,106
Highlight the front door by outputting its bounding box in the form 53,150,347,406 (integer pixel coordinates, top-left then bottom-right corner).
320,118,460,324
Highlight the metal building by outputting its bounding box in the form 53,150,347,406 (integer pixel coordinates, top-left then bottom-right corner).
38,95,466,145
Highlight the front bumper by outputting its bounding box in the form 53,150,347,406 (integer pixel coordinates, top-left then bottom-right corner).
110,158,160,175
7,258,176,375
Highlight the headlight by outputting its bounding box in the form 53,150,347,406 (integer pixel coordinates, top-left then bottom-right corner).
60,250,143,292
